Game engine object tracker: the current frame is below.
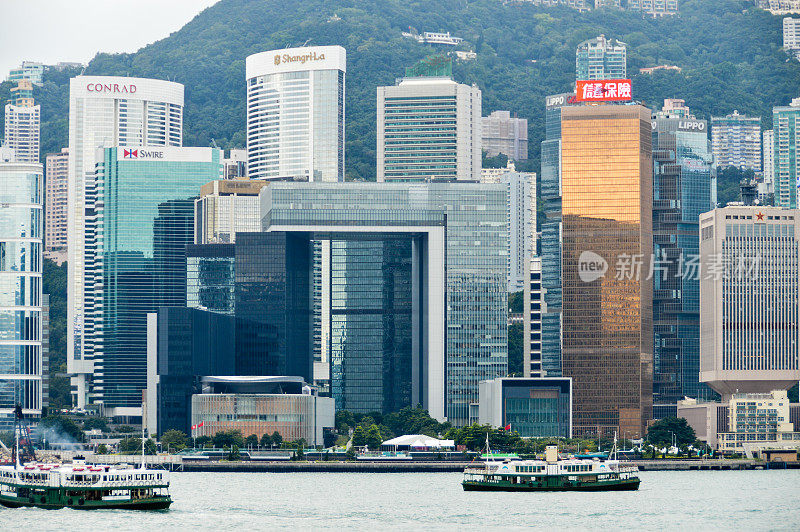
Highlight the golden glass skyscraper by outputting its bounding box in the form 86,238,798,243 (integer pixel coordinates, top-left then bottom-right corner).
560,104,653,439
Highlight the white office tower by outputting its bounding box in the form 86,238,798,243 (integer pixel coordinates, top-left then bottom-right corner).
699,206,800,398
67,76,184,408
377,76,481,182
760,130,774,199
481,162,536,292
710,110,762,171
524,257,544,378
245,46,346,182
4,81,40,163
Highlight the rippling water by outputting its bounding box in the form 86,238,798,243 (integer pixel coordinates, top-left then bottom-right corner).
2,470,798,530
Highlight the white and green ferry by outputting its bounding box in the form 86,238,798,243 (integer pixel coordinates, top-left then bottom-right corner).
463,443,640,492
0,459,172,510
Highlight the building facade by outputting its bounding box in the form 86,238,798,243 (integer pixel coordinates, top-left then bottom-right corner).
784,17,800,60
245,46,345,182
651,102,715,408
4,81,40,164
575,35,627,81
524,257,544,377
716,390,800,452
761,130,775,200
7,62,45,85
0,162,44,428
773,98,800,208
710,111,762,172
560,104,654,438
263,182,508,426
755,1,800,15
699,206,800,397
377,65,481,182
80,146,221,416
194,180,268,244
44,148,69,264
478,377,572,438
67,76,184,408
481,110,528,160
191,377,335,446
627,0,679,16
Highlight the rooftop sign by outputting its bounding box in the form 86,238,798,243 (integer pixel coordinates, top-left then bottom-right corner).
575,79,632,103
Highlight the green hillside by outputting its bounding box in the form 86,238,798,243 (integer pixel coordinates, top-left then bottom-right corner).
1,0,798,181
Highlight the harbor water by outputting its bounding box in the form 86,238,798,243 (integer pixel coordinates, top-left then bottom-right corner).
2,470,798,530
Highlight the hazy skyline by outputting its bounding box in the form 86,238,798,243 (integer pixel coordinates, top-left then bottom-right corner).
0,0,219,78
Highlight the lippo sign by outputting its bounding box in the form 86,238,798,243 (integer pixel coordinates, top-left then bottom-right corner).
575,79,632,102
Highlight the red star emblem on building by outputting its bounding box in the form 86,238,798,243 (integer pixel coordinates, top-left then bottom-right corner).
756,212,764,221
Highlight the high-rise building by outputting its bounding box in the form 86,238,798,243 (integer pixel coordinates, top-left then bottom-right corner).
67,76,184,408
80,146,222,416
45,148,69,264
710,110,762,172
222,149,247,180
699,206,800,397
245,46,345,182
264,181,508,425
651,101,715,409
377,57,481,182
761,130,775,200
539,92,577,378
194,179,268,245
481,163,535,292
4,81,40,163
784,17,800,59
7,61,45,85
524,257,544,377
575,35,627,81
482,110,528,161
773,98,800,208
478,377,572,438
0,161,44,427
560,104,654,438
627,0,679,16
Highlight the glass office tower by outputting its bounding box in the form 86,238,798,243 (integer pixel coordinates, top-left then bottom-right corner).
559,104,653,439
651,104,715,410
82,146,222,416
0,162,43,427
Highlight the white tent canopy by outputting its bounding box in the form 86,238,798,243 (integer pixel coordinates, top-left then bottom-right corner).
381,434,455,449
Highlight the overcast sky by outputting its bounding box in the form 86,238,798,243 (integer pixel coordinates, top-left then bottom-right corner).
0,0,220,78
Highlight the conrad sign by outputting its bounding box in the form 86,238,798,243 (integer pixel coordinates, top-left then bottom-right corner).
86,83,137,94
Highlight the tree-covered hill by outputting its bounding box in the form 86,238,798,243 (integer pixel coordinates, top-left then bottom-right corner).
1,0,798,180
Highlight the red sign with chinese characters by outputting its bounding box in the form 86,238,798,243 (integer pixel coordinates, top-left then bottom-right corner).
575,79,632,102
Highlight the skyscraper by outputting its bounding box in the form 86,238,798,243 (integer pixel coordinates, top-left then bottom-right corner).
45,148,69,264
783,17,800,60
524,257,544,377
699,206,800,397
377,56,481,182
710,110,762,171
559,104,653,438
761,129,775,200
575,35,627,81
0,161,44,427
651,101,715,410
773,97,800,208
3,80,40,163
481,164,536,292
67,76,184,407
80,146,222,416
482,110,528,160
245,46,345,182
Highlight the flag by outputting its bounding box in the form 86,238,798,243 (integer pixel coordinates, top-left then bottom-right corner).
504,424,511,431
198,421,204,428
191,424,196,431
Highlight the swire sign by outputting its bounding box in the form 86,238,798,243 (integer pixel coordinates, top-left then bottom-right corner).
575,79,632,102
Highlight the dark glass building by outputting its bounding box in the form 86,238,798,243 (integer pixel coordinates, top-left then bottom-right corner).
146,307,235,435
651,102,715,408
479,377,572,438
